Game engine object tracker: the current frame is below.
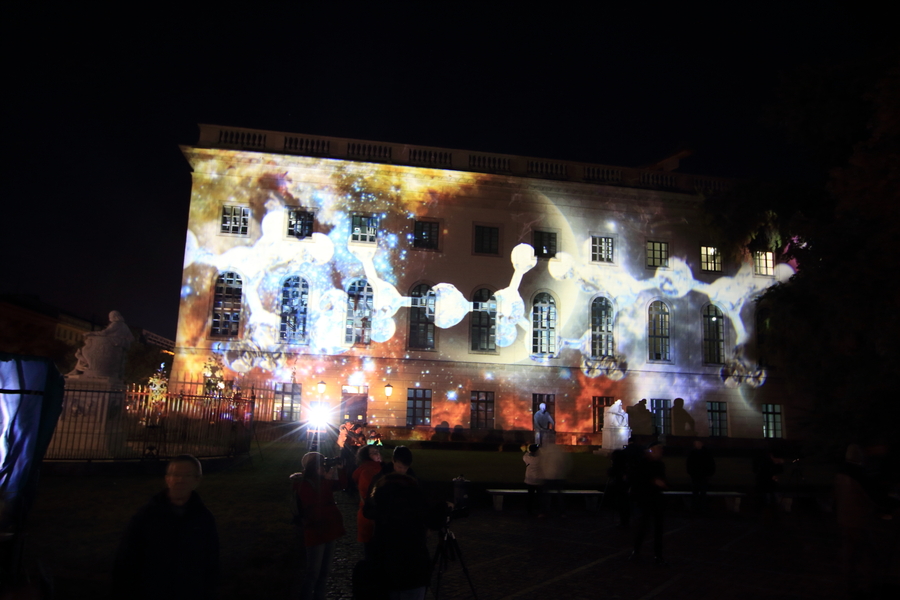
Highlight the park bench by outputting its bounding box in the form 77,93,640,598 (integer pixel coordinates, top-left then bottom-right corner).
486,488,604,511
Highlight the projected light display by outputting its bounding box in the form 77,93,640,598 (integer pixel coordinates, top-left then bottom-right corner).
175,146,792,435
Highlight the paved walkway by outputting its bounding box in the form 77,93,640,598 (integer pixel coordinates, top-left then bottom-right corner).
309,491,897,600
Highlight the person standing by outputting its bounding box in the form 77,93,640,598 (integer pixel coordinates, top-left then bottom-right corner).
686,440,716,511
295,452,346,600
533,403,555,446
629,443,668,564
112,455,219,599
352,444,385,558
523,444,544,516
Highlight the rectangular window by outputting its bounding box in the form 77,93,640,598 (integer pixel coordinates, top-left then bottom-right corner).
700,246,721,272
754,251,774,276
413,221,439,250
221,206,250,235
351,215,378,243
762,403,783,438
533,230,557,258
592,396,614,432
651,398,672,435
287,209,314,239
647,241,669,268
406,388,432,427
474,225,500,255
470,391,495,429
591,236,614,263
273,382,302,421
707,401,727,437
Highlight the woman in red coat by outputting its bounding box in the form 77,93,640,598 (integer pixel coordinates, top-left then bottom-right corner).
352,444,384,558
294,452,345,600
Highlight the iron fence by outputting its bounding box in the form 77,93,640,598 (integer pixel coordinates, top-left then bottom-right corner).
44,383,261,461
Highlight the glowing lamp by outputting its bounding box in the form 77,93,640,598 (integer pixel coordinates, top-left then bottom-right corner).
308,403,330,428
317,381,326,394
384,383,393,397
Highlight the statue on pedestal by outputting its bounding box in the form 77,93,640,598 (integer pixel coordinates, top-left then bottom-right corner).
604,399,629,428
68,311,135,380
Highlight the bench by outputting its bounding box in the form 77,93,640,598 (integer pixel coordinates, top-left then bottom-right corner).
486,488,604,511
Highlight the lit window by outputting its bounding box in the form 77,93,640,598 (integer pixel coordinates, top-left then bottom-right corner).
592,396,613,432
280,276,309,344
473,225,500,255
531,293,557,355
287,209,314,239
532,231,557,258
273,382,302,421
471,288,497,352
762,404,783,438
647,241,669,268
754,251,774,276
345,279,373,345
591,236,614,263
590,297,614,358
470,391,495,429
651,398,672,435
407,388,432,427
408,284,436,350
700,246,721,272
707,401,728,437
413,221,439,250
648,301,670,361
221,206,250,235
211,272,242,338
702,305,725,364
351,215,378,243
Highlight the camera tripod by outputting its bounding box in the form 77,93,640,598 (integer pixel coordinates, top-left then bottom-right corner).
431,521,478,600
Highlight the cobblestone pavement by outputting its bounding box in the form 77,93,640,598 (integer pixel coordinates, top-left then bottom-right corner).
301,492,898,600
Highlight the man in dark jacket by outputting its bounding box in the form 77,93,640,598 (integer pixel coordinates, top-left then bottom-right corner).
686,440,716,511
629,443,668,564
112,455,219,599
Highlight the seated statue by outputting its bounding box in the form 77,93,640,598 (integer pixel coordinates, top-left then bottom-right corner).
604,399,629,428
68,311,135,380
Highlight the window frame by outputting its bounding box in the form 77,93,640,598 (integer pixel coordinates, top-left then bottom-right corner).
762,403,783,438
702,304,726,365
345,279,374,346
754,251,775,276
406,388,432,427
591,235,615,264
648,300,671,361
700,245,722,272
280,276,310,344
646,240,669,269
532,230,558,259
531,292,557,356
473,224,501,256
412,220,440,251
470,288,498,353
220,205,250,236
408,283,436,350
211,271,243,338
651,398,672,435
592,396,614,433
470,391,495,430
707,401,728,437
350,214,379,244
286,208,315,239
590,296,615,358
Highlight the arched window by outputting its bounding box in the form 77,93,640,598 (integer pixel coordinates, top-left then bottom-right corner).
409,283,436,350
648,301,670,361
702,305,725,364
345,279,373,345
280,276,309,344
470,288,497,352
211,272,242,338
532,293,557,355
591,297,614,358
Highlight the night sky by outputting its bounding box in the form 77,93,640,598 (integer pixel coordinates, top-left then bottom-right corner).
4,3,891,340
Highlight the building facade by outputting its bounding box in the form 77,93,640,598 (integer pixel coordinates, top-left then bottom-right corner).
173,125,795,444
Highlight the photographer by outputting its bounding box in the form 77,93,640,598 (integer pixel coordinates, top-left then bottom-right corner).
293,452,346,600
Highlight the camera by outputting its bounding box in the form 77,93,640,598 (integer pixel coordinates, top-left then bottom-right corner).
322,456,342,469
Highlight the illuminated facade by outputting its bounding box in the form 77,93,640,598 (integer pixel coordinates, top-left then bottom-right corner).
173,125,794,443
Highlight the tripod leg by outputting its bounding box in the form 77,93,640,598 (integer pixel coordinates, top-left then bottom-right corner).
445,536,478,600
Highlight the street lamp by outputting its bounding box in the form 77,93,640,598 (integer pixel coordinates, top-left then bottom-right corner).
384,383,393,397
317,381,326,394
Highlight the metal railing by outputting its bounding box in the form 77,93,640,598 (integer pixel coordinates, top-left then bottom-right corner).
45,385,257,461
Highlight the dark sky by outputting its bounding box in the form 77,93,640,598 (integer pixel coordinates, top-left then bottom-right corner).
4,3,891,339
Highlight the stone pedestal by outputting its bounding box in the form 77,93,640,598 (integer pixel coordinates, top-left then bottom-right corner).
600,426,632,455
48,376,128,458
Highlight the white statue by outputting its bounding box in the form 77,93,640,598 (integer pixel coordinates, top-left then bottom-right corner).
68,311,135,379
604,399,629,428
